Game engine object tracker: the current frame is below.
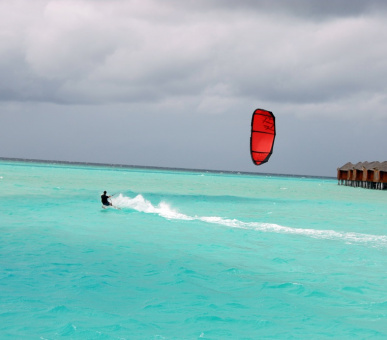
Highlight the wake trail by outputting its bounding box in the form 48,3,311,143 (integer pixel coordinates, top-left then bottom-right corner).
112,194,387,248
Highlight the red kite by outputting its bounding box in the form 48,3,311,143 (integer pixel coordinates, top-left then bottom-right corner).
250,108,276,165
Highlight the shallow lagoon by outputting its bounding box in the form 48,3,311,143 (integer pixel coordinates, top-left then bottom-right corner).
1,160,387,339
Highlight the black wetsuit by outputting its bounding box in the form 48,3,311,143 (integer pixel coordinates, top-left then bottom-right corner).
101,194,111,206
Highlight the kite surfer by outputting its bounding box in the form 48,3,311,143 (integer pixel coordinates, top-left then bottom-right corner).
101,191,113,207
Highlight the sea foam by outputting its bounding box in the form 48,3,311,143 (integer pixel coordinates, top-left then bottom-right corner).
113,194,387,248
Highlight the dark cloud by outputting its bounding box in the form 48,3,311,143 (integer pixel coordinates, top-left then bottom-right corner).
1,0,387,107
167,0,387,19
0,55,61,103
1,0,387,176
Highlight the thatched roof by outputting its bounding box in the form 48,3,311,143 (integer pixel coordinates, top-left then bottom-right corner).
338,161,387,171
364,161,380,170
353,162,364,170
375,161,387,171
338,162,354,171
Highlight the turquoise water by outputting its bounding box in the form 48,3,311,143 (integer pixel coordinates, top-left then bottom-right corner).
1,160,387,339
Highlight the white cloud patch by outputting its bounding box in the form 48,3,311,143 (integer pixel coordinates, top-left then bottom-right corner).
1,0,387,116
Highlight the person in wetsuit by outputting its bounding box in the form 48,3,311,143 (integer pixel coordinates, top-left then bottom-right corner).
101,191,112,207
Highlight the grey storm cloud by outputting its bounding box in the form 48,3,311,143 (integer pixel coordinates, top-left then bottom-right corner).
1,0,387,176
1,0,387,110
170,0,387,18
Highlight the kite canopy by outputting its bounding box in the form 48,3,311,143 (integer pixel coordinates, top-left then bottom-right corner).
250,108,276,166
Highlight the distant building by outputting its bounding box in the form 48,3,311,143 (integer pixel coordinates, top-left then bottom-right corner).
337,161,387,189
374,161,387,185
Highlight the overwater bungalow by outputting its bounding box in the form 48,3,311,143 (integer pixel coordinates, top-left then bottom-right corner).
337,161,387,190
352,162,364,186
362,161,379,187
374,161,387,189
337,162,353,185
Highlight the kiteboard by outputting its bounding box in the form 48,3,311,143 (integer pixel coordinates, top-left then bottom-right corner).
102,205,121,210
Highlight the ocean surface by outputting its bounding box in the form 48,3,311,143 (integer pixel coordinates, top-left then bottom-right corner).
1,159,387,339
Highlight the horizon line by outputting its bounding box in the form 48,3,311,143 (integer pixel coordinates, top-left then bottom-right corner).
0,157,336,180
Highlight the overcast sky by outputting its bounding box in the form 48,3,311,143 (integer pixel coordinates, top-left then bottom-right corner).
1,0,387,177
